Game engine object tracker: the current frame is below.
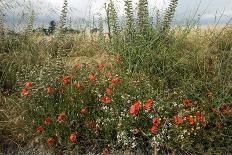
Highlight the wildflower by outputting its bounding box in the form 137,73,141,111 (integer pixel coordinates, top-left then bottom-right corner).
44,117,52,125
59,88,64,94
69,133,76,142
221,104,230,114
102,148,109,155
153,117,161,126
101,96,111,104
63,76,71,85
74,64,81,69
187,116,195,125
144,99,153,111
80,108,88,114
115,55,120,64
57,112,65,123
183,99,192,107
21,88,29,96
196,111,204,120
149,125,158,134
47,87,53,93
105,72,112,78
174,116,183,125
211,107,218,113
109,76,120,86
25,82,32,88
47,137,55,145
207,90,213,97
129,101,141,115
36,126,44,133
75,81,81,89
105,88,112,96
98,64,105,70
89,73,96,81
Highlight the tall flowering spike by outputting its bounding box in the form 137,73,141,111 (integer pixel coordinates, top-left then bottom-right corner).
174,115,183,125
89,73,96,81
183,99,192,107
129,101,141,115
101,96,112,104
144,99,153,111
25,82,32,88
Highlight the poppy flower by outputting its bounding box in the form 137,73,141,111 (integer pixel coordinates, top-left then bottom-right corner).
129,101,141,115
63,76,71,85
109,76,120,86
144,99,153,111
207,90,213,97
21,88,29,96
183,99,192,107
188,116,195,125
80,108,88,114
59,88,64,94
174,116,183,125
47,137,55,145
221,104,230,114
74,64,81,69
102,148,109,155
101,96,111,104
89,73,96,81
47,87,53,93
36,125,44,133
69,133,76,142
211,107,218,113
25,82,32,88
44,117,52,125
115,55,120,64
105,88,112,96
75,81,81,89
153,117,161,126
57,112,65,123
98,64,105,70
196,111,204,120
149,125,158,134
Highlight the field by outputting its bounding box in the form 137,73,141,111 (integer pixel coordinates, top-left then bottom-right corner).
0,0,232,154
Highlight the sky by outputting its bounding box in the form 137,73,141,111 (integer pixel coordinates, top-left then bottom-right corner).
2,0,232,30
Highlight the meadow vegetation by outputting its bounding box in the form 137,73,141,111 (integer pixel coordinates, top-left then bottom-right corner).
0,0,232,154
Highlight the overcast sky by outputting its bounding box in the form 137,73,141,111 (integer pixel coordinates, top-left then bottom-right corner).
2,0,232,30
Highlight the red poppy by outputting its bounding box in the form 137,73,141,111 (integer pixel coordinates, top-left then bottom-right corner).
47,137,55,145
59,88,65,94
211,107,218,113
149,125,158,134
174,115,183,125
36,125,44,133
89,73,96,81
153,117,161,126
221,104,230,114
21,88,29,96
109,76,120,86
63,76,71,85
47,87,53,93
105,88,112,96
196,111,204,120
102,148,109,155
57,112,65,123
69,133,76,142
144,99,153,111
98,64,105,70
25,82,32,88
101,96,111,104
115,55,120,64
44,117,52,125
80,108,88,114
75,81,81,89
188,116,195,125
183,99,192,107
74,64,81,69
207,90,213,97
129,101,141,115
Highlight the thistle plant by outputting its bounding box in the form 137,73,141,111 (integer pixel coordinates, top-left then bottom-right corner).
124,0,134,43
137,0,150,36
162,0,179,31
